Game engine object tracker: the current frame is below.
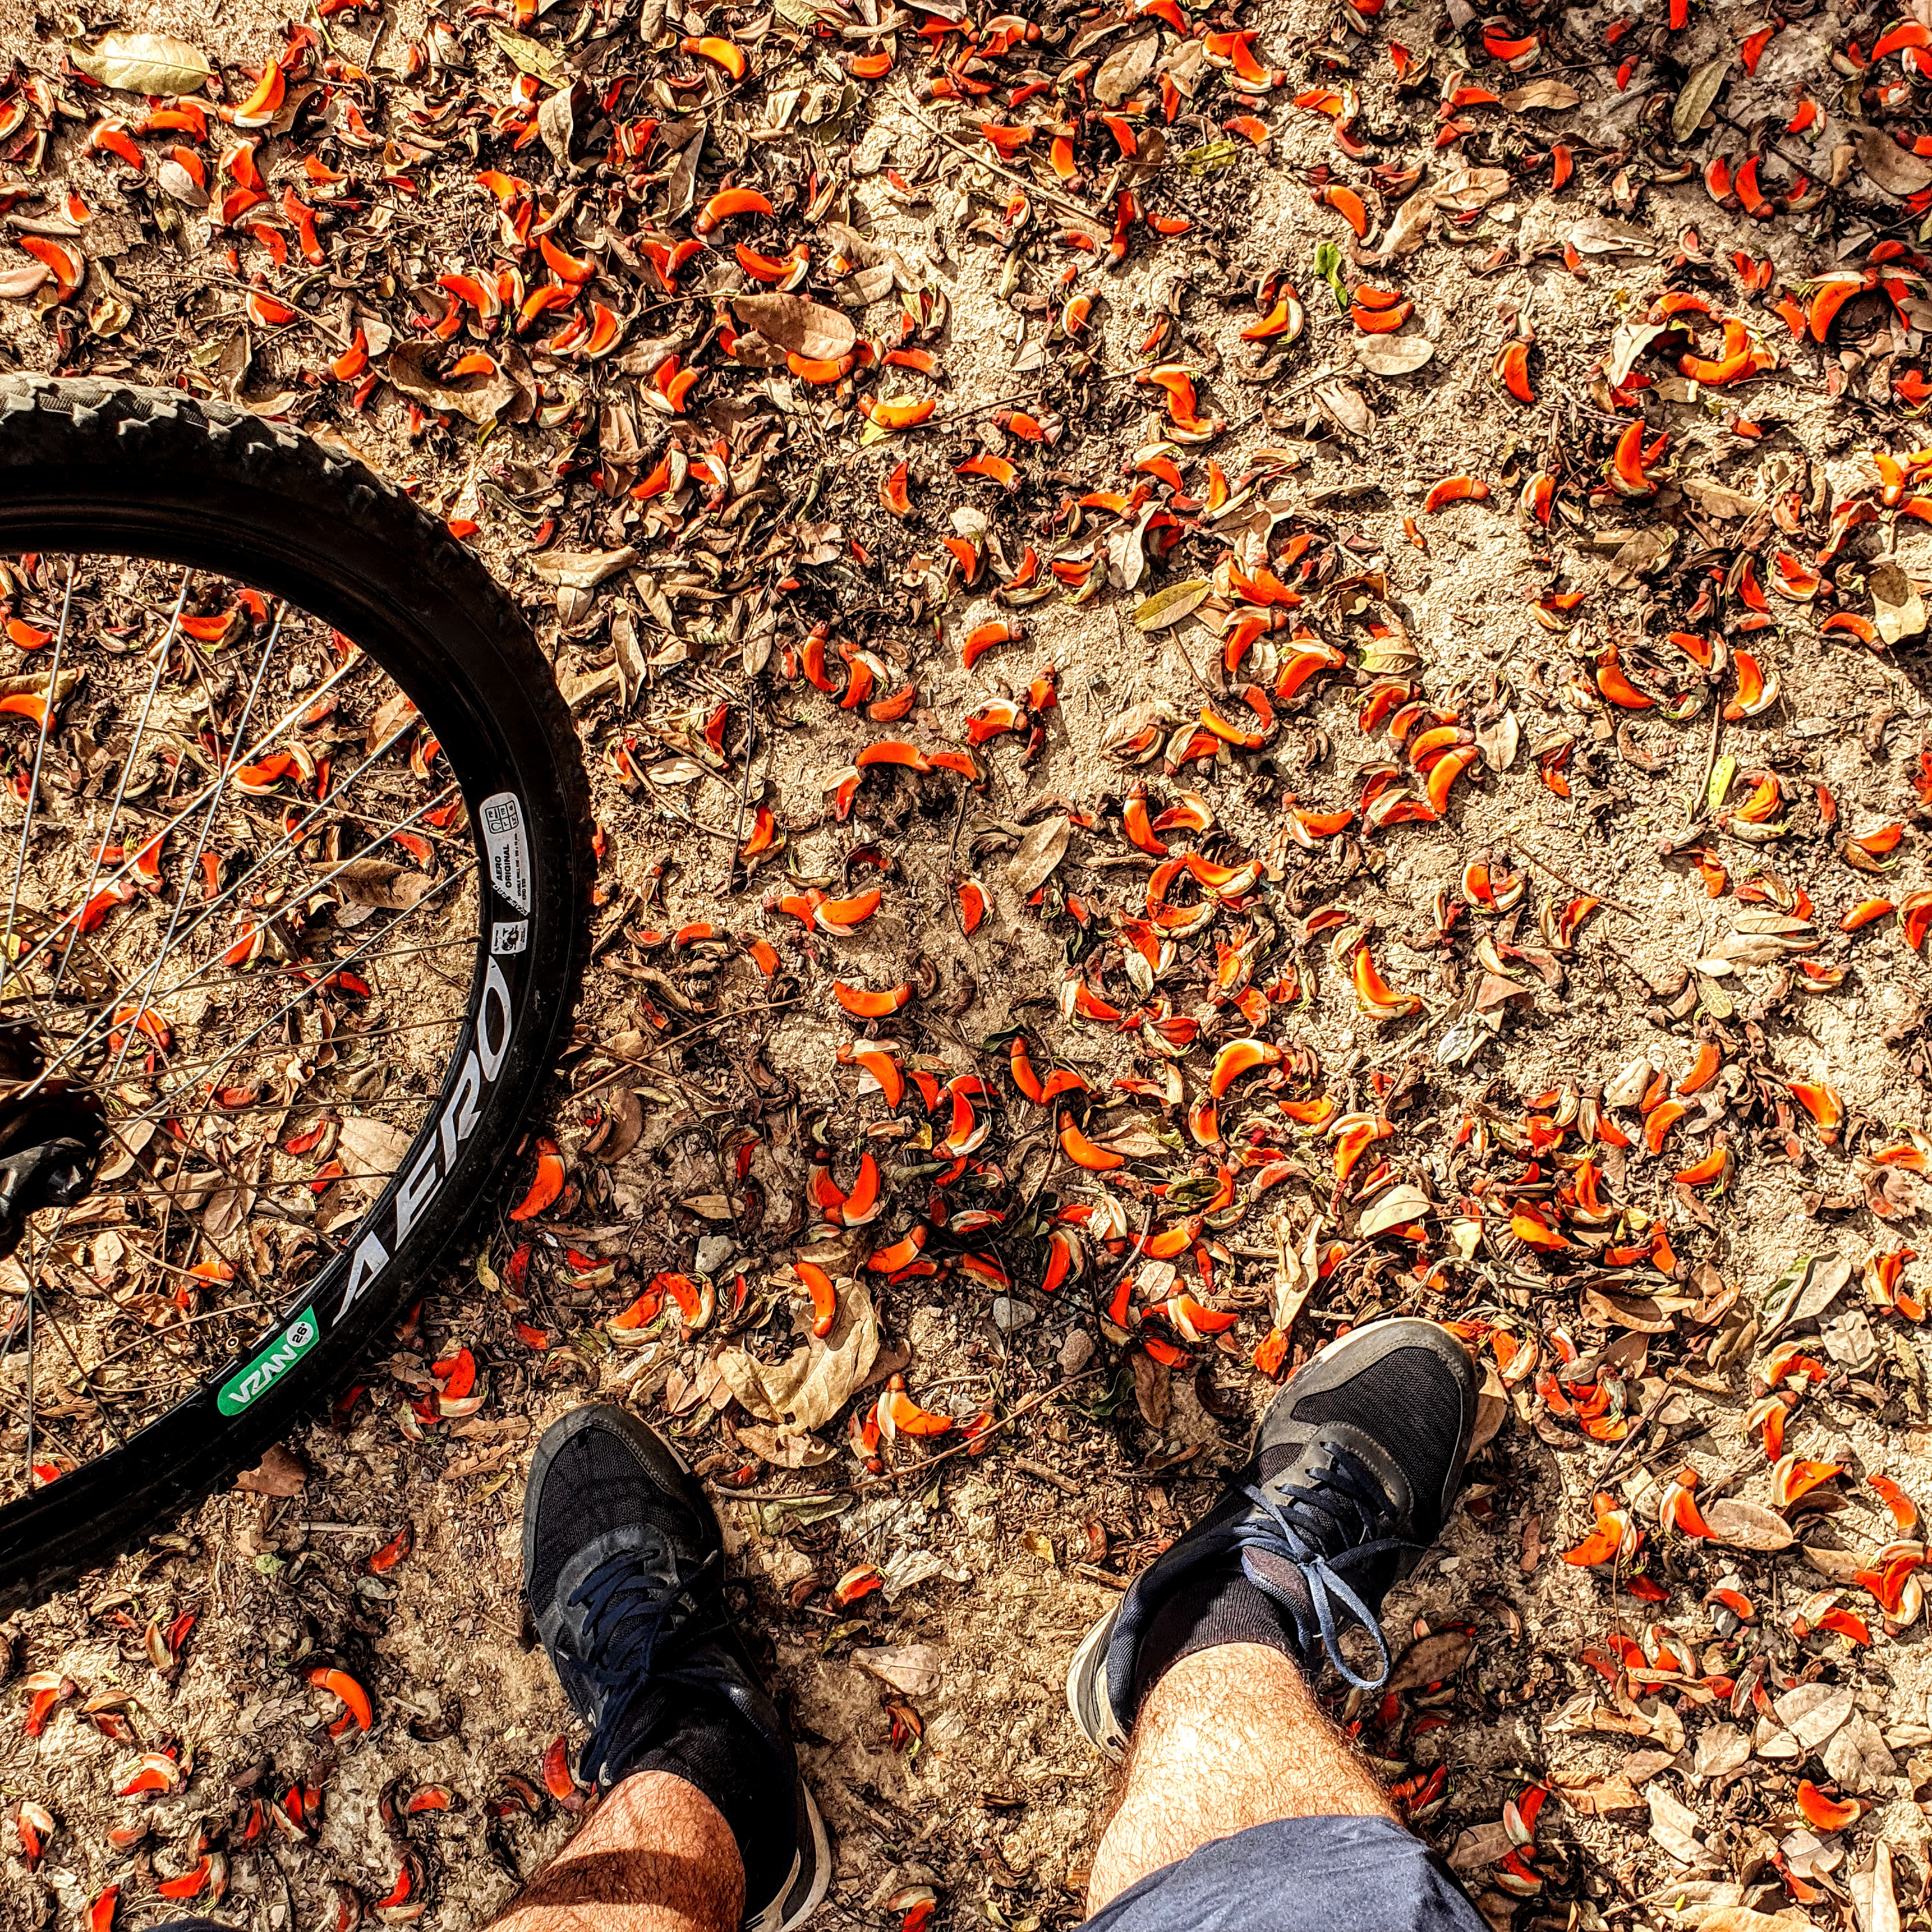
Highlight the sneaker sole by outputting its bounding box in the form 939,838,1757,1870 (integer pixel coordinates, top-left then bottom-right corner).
1065,1602,1130,1761
1062,1319,1476,1761
749,1781,832,1932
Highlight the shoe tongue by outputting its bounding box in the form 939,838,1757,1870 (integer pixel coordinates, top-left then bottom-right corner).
580,1677,684,1790
1259,1425,1412,1527
1241,1545,1316,1623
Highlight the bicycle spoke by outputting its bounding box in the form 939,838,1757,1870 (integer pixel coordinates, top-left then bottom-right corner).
47,572,187,1002
0,556,72,1020
0,551,484,1501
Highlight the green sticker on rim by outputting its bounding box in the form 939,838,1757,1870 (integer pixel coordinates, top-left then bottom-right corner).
217,1307,320,1416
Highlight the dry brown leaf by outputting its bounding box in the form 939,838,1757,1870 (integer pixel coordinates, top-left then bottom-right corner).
852,1644,942,1698
337,1115,415,1183
1701,1498,1795,1550
1471,1361,1507,1453
1427,165,1511,211
730,294,857,361
386,342,518,425
1386,1628,1473,1692
527,546,638,590
329,856,436,910
1851,1843,1901,1932
1131,1348,1170,1429
1094,30,1158,105
1353,334,1435,377
236,1443,309,1498
1502,79,1580,111
714,1274,878,1433
68,29,211,94
1549,1769,1644,1815
1446,1822,1513,1871
1852,124,1932,197
1671,55,1731,143
1006,813,1071,894
733,1425,832,1468
0,261,52,302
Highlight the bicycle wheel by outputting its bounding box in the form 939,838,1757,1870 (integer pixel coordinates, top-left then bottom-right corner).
0,377,590,1612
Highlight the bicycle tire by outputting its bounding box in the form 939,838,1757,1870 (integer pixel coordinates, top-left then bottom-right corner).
0,375,590,1613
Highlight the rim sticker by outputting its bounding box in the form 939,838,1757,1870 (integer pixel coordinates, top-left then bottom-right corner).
217,1308,320,1415
479,792,530,915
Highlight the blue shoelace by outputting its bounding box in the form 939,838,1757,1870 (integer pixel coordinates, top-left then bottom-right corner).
1223,1445,1413,1690
570,1543,719,1781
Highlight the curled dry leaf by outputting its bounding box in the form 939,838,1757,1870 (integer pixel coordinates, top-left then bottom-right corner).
714,1273,879,1434
385,342,519,425
235,1443,308,1498
1360,191,1434,263
1548,1770,1645,1816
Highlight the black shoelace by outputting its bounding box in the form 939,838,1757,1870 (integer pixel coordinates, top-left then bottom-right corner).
570,1544,720,1783
1223,1443,1413,1690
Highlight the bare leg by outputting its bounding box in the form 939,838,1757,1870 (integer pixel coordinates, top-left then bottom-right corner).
491,1770,745,1932
1087,1643,1395,1915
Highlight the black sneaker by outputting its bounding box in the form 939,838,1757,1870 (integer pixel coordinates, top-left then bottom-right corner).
523,1405,831,1931
1067,1318,1478,1758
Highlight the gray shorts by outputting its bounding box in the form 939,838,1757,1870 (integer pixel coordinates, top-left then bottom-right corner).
1085,1815,1487,1932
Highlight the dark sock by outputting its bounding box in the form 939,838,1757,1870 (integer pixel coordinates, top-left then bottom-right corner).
624,1698,794,1908
1128,1444,1315,1712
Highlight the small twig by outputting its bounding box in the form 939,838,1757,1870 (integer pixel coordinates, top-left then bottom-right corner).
946,783,972,928
896,89,1107,234
1591,1384,1678,1483
1126,599,1216,703
1695,704,1724,818
668,995,807,1045
644,792,740,845
721,693,758,896
566,998,808,1096
857,1366,1110,1488
1710,108,1840,203
916,362,1167,438
1514,843,1642,919
1012,1456,1083,1495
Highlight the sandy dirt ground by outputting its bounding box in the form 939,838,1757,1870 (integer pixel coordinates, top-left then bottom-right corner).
9,0,1932,1927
